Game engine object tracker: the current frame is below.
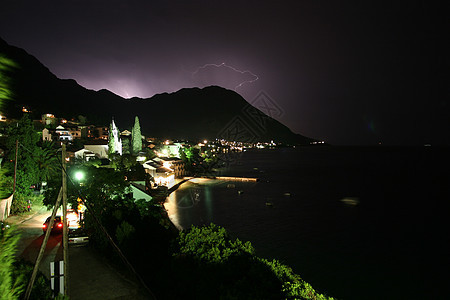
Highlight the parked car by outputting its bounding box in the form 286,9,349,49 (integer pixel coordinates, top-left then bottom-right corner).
68,228,89,246
42,216,64,234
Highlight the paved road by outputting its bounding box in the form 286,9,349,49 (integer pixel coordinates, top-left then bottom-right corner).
8,208,150,299
13,207,61,278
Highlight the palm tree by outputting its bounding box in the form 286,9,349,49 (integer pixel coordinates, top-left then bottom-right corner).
35,141,60,185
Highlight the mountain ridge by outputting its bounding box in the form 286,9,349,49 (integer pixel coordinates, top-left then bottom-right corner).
0,37,315,144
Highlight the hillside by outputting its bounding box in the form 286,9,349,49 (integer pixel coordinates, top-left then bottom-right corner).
0,37,314,144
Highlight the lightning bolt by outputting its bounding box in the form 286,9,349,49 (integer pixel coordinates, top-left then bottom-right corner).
191,62,259,91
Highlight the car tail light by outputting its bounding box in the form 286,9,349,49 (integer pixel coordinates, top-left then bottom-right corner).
43,224,47,228
57,223,63,228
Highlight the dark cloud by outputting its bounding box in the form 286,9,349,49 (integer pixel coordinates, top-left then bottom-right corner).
0,1,448,145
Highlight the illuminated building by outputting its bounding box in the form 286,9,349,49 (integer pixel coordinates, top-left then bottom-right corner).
142,156,185,187
56,125,73,141
142,160,175,187
109,119,122,155
41,114,57,126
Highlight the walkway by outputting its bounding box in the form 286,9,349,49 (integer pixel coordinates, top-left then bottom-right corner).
6,207,152,299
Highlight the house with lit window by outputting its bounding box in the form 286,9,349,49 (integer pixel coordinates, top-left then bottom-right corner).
142,160,175,187
56,126,72,141
157,157,186,178
74,149,97,161
41,114,57,126
67,127,82,139
82,140,109,159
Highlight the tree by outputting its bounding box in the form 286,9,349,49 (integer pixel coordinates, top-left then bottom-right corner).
35,141,60,184
179,147,201,174
170,224,335,300
122,138,131,155
131,116,142,155
174,224,255,264
77,115,87,125
6,114,40,196
0,166,13,199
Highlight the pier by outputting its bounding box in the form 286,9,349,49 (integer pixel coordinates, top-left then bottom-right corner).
214,176,259,182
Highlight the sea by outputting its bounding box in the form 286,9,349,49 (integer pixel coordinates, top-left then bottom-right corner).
164,146,450,300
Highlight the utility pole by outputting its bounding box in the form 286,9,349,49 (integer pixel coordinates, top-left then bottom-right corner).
24,188,63,299
62,143,69,297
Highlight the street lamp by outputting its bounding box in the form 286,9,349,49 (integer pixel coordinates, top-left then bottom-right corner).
74,171,84,182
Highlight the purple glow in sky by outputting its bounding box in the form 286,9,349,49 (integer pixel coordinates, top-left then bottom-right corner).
0,1,448,145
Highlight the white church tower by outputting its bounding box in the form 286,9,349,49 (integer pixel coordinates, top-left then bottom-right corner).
109,119,123,155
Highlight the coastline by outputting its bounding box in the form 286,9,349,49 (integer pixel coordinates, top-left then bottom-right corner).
159,146,450,300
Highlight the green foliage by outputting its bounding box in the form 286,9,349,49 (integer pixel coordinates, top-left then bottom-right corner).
179,147,219,175
261,258,335,299
148,186,168,204
5,114,40,196
142,147,156,160
135,199,171,229
122,138,131,154
74,166,132,206
9,192,43,215
84,158,102,168
11,259,53,300
134,199,162,218
175,223,254,264
121,154,137,171
43,165,131,211
77,115,87,125
131,116,142,155
0,166,13,199
108,153,121,170
109,153,138,172
169,224,335,300
0,226,25,300
35,141,59,182
0,55,17,109
9,193,28,214
115,221,135,246
169,224,276,299
179,147,200,174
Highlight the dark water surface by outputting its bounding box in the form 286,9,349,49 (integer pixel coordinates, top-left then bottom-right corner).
165,146,450,299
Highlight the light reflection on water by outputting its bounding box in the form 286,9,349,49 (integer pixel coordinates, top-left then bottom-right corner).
164,178,258,230
161,147,450,300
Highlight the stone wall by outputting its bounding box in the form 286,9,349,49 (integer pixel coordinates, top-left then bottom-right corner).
0,194,13,221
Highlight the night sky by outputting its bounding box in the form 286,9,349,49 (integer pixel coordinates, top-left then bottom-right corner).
1,1,448,145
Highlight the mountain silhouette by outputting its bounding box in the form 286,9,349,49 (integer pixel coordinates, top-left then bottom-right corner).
0,37,314,144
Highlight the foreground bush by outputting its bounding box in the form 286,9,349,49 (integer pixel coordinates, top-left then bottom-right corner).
0,227,53,300
12,259,53,300
0,226,24,299
170,224,335,300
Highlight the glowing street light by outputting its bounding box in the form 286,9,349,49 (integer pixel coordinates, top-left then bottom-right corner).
74,171,84,181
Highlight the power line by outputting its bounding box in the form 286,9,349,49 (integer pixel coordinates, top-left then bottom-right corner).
17,139,156,298
60,148,157,299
